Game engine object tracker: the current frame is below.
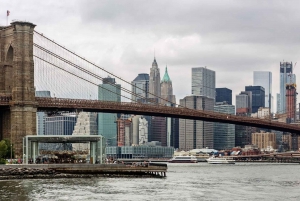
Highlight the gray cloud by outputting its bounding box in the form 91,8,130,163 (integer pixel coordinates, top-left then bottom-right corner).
2,0,300,110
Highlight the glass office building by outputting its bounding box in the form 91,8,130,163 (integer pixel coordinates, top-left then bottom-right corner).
214,103,235,150
245,86,265,113
98,77,121,146
279,62,296,114
253,71,272,111
191,67,216,100
216,88,232,105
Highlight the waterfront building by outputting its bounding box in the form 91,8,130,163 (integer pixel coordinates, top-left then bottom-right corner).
98,76,121,146
72,112,98,151
179,95,214,151
252,131,276,151
279,62,296,114
106,145,174,159
213,102,235,150
191,67,216,100
131,73,149,102
216,88,232,105
149,57,161,102
253,71,272,111
245,86,265,114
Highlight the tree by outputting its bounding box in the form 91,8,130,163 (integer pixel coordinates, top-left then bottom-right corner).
0,140,8,160
3,139,14,159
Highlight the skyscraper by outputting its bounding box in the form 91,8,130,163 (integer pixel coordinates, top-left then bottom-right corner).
179,95,214,150
160,66,177,147
214,102,235,150
279,62,296,114
245,86,265,113
253,71,272,111
160,66,176,105
216,88,232,105
131,73,149,102
149,57,161,102
98,76,121,146
191,67,216,100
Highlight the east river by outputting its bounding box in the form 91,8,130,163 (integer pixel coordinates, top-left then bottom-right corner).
0,163,300,201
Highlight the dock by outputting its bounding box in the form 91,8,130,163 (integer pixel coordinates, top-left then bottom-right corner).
0,163,167,180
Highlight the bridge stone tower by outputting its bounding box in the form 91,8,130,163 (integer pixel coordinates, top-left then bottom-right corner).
0,21,37,158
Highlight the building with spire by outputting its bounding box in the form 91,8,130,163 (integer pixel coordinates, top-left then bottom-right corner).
161,66,176,105
149,57,161,103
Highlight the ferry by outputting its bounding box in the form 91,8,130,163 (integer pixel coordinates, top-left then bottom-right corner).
168,156,198,163
206,156,235,164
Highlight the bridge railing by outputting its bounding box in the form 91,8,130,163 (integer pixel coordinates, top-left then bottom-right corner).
35,97,300,133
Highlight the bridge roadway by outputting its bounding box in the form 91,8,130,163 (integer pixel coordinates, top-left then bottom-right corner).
1,96,300,134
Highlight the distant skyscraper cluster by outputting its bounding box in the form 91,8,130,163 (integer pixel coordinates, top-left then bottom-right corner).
35,57,300,153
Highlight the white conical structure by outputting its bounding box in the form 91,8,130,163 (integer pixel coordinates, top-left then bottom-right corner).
72,112,98,151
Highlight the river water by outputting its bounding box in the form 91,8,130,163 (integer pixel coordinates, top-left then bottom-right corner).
0,163,300,201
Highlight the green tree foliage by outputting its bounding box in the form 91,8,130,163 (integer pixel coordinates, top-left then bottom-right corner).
0,140,8,160
3,139,14,159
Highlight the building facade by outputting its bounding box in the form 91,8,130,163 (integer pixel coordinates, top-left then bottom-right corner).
98,77,121,146
253,71,272,112
160,66,176,105
252,131,277,151
245,86,265,113
279,62,296,114
191,67,216,100
72,112,98,151
236,91,252,114
179,96,214,150
216,88,232,105
149,58,161,102
213,103,235,150
131,73,149,102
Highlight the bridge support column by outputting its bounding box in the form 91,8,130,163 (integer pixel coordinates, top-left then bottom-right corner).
0,21,37,158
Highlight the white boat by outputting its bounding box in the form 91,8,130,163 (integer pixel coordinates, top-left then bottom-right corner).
169,156,198,163
206,156,235,164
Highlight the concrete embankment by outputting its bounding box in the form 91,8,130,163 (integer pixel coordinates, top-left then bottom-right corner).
0,163,167,180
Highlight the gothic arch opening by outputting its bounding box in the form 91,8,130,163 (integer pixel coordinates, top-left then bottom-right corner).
6,45,13,62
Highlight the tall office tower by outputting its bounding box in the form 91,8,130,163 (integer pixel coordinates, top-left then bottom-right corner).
131,115,140,145
98,76,121,146
160,66,177,146
276,93,280,114
191,67,216,100
171,118,179,149
149,57,161,102
161,66,176,105
245,86,265,113
286,84,297,123
216,88,232,105
213,102,235,150
236,91,252,114
44,113,77,150
151,116,167,146
280,62,296,114
235,91,256,147
131,73,149,102
179,96,214,151
72,112,98,151
253,71,272,111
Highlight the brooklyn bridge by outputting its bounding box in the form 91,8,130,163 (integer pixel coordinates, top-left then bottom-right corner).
0,21,300,157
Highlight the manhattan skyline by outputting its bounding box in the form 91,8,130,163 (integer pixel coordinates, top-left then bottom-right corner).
2,1,300,111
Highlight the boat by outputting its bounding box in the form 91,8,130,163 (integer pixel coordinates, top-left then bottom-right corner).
206,156,235,164
168,156,198,163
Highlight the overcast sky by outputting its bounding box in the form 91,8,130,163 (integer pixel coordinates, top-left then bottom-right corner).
2,0,300,111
